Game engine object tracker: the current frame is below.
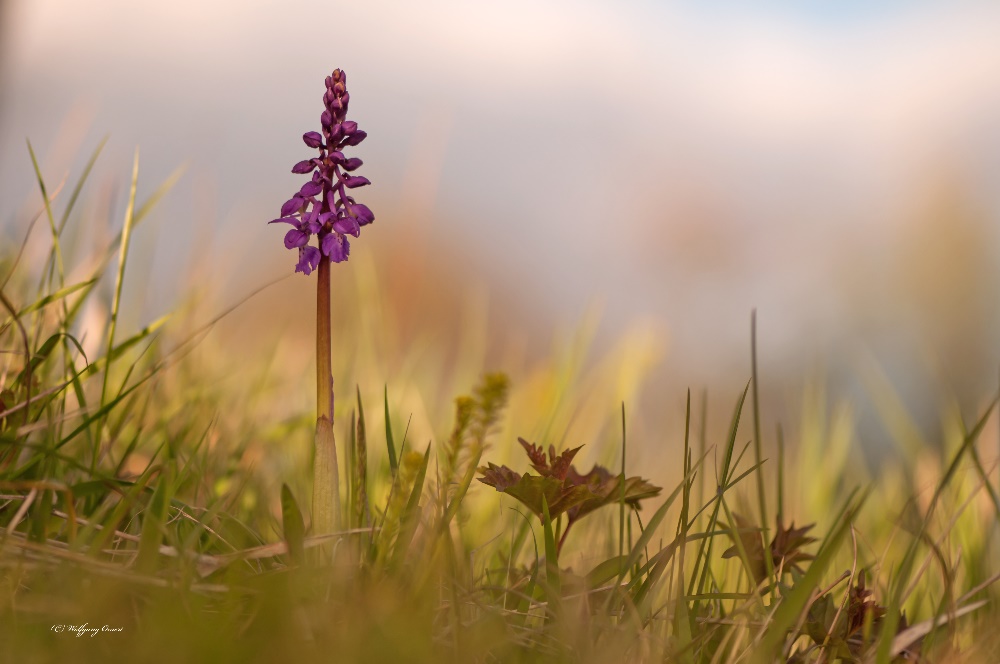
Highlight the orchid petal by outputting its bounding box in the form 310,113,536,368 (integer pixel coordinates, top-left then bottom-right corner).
300,181,323,197
322,233,350,263
280,196,304,217
349,204,375,224
343,175,370,189
333,215,360,238
295,246,321,275
284,229,309,249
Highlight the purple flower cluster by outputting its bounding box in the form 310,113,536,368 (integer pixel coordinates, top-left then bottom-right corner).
270,68,375,275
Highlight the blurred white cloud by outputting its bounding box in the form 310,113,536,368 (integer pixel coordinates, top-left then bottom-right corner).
2,0,1000,403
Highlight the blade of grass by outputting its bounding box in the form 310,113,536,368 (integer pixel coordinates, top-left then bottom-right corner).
57,136,109,234
719,493,766,611
586,555,630,588
690,381,749,600
13,279,96,319
347,409,355,531
541,496,560,612
384,385,397,475
85,313,170,377
509,507,540,621
136,463,175,573
281,484,306,566
619,401,627,563
26,140,65,293
95,148,140,469
776,423,785,527
673,389,695,664
750,310,775,593
389,443,431,570
438,444,484,536
87,459,160,557
0,205,44,292
354,387,369,530
889,599,988,659
631,547,671,620
961,419,1000,519
697,389,707,521
621,454,714,594
132,164,185,228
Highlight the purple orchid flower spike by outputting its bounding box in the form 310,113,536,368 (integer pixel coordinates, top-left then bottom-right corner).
267,68,376,543
269,68,375,273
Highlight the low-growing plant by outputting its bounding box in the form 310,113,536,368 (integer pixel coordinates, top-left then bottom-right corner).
477,436,661,554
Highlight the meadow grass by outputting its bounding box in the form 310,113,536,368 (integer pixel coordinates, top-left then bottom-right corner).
1,146,999,663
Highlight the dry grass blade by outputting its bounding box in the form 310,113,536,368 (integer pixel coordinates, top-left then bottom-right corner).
883,599,988,661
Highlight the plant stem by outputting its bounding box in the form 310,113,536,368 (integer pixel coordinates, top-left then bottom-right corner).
557,520,573,555
313,253,340,540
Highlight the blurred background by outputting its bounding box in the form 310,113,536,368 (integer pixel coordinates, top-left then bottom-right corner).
2,0,1000,467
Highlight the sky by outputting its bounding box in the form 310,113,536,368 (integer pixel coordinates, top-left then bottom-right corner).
2,0,1000,428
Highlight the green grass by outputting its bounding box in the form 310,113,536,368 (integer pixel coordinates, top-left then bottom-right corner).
1,145,999,663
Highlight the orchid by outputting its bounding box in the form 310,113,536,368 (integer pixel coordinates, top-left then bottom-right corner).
268,68,375,542
269,68,374,276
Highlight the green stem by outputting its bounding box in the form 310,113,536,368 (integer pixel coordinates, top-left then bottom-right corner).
313,254,340,540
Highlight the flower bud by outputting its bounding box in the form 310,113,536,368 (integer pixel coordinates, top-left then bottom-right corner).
342,131,367,147
299,181,323,197
343,175,370,189
281,196,304,217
